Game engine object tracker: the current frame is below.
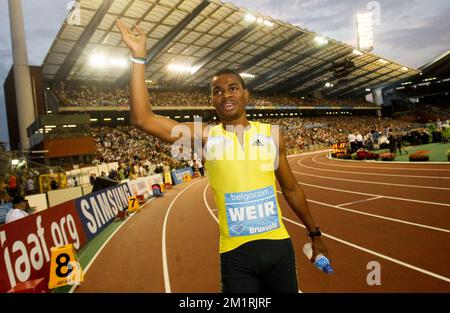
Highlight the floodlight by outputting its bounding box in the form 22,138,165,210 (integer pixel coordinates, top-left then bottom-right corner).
190,64,201,75
89,53,127,68
314,36,328,46
240,72,255,79
356,12,374,51
109,58,128,68
245,14,256,23
357,13,373,22
89,53,107,67
168,63,193,74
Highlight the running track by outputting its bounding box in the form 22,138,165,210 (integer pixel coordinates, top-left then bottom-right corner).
73,151,450,293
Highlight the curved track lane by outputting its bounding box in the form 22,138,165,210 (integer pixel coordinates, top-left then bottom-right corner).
74,151,450,293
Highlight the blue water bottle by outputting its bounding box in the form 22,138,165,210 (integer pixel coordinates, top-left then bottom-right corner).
303,243,334,274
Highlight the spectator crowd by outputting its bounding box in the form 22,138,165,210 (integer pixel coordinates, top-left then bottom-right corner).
91,116,416,165
53,83,377,108
1,113,440,225
91,125,188,181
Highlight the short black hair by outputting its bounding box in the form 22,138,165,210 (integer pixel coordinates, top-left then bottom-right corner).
211,68,247,90
12,196,27,205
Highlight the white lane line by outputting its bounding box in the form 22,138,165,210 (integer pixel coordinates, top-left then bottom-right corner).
202,184,303,293
281,216,450,284
203,184,450,284
295,180,450,207
69,198,155,293
309,199,450,234
311,155,450,179
307,153,450,171
162,179,205,293
337,196,383,207
203,184,219,223
287,149,332,158
295,160,450,191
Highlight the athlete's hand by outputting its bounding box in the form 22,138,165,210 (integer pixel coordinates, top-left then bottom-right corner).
311,237,329,262
116,19,147,58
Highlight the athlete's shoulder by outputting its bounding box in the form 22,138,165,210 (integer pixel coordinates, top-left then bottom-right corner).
252,121,271,127
251,121,276,133
257,122,284,138
206,123,224,137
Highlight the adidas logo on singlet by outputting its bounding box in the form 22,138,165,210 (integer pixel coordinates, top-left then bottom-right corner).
252,139,264,146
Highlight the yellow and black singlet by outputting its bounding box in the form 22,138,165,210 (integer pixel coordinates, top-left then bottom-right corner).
205,121,290,253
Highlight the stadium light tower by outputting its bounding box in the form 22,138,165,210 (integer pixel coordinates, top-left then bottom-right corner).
356,12,374,52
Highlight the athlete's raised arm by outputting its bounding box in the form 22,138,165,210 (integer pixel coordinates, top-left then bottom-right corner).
116,19,206,146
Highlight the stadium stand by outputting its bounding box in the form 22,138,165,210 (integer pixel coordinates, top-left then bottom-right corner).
52,83,377,109
89,116,415,171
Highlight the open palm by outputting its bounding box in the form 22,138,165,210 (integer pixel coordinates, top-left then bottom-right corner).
116,19,147,57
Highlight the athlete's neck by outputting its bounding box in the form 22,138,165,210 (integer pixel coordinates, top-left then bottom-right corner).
220,115,250,131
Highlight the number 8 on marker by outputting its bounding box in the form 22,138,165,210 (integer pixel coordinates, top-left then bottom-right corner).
48,244,84,289
55,253,73,277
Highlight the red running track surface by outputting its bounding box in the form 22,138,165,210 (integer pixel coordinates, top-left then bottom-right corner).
73,151,450,293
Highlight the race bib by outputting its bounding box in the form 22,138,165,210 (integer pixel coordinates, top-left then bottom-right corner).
225,186,280,237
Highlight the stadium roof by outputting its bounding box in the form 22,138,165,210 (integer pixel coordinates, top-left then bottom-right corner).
42,0,420,98
418,50,450,78
381,50,450,98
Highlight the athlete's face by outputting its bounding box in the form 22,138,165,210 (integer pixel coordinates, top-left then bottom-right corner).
211,74,249,122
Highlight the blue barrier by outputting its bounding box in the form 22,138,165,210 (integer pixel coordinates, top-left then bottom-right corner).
171,167,194,185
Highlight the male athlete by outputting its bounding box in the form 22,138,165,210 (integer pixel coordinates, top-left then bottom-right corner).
116,20,329,293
